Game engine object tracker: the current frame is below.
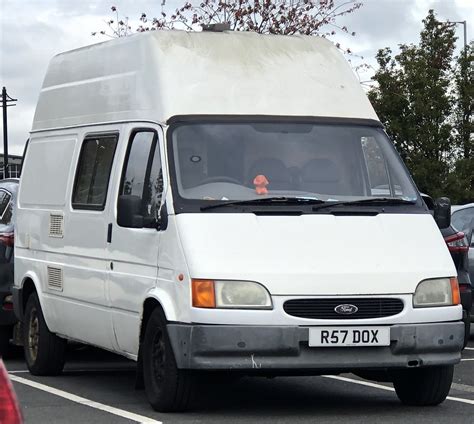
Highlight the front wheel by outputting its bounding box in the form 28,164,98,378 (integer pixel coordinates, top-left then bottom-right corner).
143,308,195,412
23,293,66,375
392,365,454,406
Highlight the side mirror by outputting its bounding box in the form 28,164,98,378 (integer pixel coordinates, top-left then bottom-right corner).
434,197,451,229
117,195,144,228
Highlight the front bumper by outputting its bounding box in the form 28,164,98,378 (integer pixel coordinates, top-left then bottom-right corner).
167,321,464,370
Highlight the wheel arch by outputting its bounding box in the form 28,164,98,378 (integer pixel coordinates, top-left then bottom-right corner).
139,289,177,344
17,272,43,321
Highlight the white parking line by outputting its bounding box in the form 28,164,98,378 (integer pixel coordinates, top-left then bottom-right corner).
461,358,474,362
8,368,134,374
464,347,474,351
323,375,474,405
9,375,162,424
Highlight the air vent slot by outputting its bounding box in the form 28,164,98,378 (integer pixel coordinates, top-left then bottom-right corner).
49,214,64,238
47,266,63,291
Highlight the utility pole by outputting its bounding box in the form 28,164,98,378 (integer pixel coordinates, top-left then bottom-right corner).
1,87,17,179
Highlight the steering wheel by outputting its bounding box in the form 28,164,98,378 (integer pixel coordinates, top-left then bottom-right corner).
199,176,242,185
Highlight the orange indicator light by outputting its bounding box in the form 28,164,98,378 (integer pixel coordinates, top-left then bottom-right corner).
192,279,216,308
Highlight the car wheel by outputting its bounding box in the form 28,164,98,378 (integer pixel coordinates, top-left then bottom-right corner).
23,293,66,375
143,308,195,412
392,365,453,406
0,325,12,357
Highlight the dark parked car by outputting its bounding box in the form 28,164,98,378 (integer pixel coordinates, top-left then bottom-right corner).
422,195,472,347
452,204,474,284
0,179,19,356
451,204,474,330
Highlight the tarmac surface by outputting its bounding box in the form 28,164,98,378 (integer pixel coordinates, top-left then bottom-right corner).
4,340,474,423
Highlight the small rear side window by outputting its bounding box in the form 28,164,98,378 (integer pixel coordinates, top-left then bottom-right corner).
72,134,118,210
0,190,13,226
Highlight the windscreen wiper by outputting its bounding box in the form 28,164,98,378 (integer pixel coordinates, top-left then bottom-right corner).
201,196,325,211
312,197,417,211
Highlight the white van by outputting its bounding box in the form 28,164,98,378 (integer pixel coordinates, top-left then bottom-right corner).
13,29,463,411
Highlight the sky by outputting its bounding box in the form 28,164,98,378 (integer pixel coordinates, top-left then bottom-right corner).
0,0,472,155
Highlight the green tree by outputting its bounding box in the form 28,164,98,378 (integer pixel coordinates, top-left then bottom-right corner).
447,42,473,203
368,10,473,203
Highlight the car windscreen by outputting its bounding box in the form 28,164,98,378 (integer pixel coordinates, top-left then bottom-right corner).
452,207,474,234
169,120,420,210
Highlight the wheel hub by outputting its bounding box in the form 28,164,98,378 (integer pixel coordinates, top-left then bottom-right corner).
28,307,39,361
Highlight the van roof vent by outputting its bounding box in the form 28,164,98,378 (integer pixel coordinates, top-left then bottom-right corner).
47,266,63,292
202,23,231,32
49,213,64,238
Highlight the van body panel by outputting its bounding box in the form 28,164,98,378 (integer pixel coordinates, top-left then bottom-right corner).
19,135,77,207
176,213,456,295
32,31,377,132
15,30,463,378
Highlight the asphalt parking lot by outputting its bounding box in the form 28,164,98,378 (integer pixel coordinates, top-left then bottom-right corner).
4,340,474,424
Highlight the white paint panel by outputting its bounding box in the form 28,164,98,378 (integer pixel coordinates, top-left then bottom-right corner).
19,137,76,207
176,213,456,296
32,31,378,131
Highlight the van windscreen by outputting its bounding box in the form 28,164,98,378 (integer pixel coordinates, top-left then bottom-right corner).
169,120,419,209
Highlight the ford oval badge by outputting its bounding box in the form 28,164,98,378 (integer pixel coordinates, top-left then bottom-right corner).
334,304,358,315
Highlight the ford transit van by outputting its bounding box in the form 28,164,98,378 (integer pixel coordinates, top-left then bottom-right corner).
13,30,463,411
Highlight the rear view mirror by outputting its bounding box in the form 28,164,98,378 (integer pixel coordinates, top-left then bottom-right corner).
433,197,451,229
117,195,144,228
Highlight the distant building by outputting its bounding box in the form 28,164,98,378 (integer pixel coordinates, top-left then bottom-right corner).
0,153,23,179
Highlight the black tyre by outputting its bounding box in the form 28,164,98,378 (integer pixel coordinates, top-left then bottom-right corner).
0,325,12,357
392,365,454,406
143,308,195,412
23,293,66,375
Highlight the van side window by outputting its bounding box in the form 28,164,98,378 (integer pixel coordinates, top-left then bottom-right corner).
72,134,118,210
120,130,163,227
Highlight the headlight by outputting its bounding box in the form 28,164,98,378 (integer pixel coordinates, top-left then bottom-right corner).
192,279,272,309
413,278,460,307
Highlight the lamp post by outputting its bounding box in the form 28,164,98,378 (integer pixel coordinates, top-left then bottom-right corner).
0,87,17,179
448,20,467,52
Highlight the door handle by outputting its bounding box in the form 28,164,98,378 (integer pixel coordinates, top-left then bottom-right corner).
107,223,113,243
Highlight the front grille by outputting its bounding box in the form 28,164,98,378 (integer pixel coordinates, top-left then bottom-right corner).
283,298,404,319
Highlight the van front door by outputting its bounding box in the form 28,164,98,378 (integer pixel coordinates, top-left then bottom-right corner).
106,126,165,356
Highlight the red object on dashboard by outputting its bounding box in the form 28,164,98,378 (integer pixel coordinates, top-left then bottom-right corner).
253,174,269,195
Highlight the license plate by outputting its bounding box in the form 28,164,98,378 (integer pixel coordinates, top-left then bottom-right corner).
309,326,390,347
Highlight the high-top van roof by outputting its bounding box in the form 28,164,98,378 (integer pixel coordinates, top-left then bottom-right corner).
32,30,378,131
